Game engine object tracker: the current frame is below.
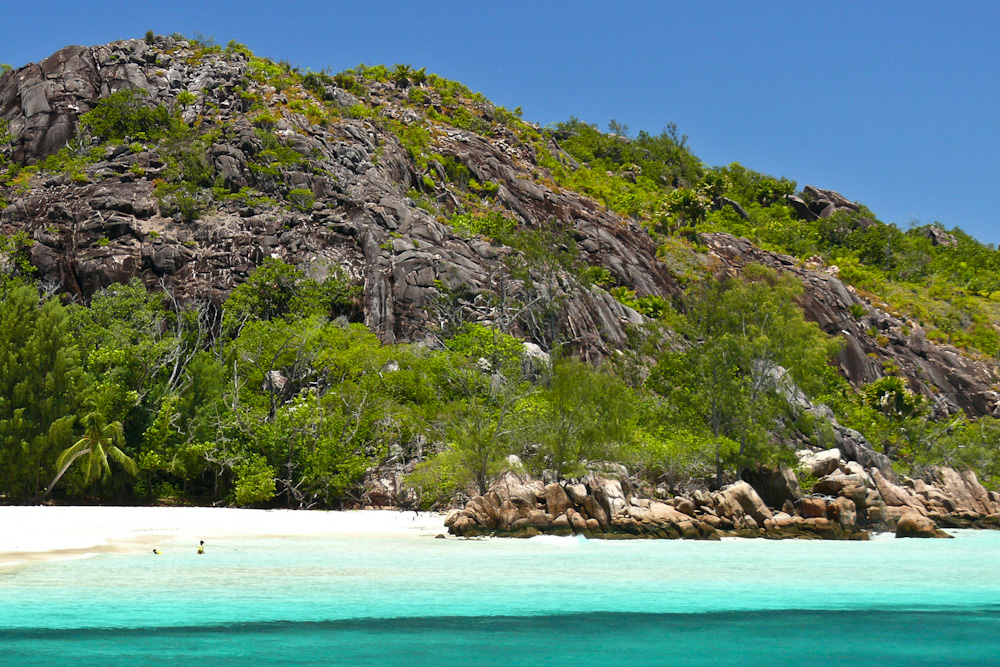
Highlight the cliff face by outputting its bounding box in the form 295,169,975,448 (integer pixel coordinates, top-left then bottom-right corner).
0,38,671,357
1,37,997,421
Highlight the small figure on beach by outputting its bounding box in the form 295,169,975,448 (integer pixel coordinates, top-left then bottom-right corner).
152,549,160,555
197,540,205,554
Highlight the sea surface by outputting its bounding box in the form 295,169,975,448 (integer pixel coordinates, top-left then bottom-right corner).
2,529,999,665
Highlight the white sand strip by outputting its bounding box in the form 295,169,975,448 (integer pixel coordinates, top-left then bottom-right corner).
0,506,446,565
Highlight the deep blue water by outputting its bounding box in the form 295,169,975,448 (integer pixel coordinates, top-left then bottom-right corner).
6,611,1000,666
2,530,999,665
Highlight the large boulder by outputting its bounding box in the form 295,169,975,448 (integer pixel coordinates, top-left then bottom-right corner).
797,497,827,519
492,472,542,508
802,185,861,217
895,512,952,539
813,473,868,505
673,497,697,517
543,483,572,516
591,477,628,519
648,501,692,525
828,496,858,528
579,495,609,528
929,467,1000,516
743,467,801,509
872,468,927,515
923,226,958,248
796,449,842,477
713,481,773,525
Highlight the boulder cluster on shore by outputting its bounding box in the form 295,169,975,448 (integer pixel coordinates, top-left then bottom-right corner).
445,450,1000,540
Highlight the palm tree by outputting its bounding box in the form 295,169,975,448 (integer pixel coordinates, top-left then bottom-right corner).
391,63,413,87
38,393,137,502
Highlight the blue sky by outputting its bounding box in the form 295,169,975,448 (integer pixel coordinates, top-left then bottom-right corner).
4,1,999,243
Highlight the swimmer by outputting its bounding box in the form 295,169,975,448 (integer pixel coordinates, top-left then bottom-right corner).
152,549,160,555
197,540,205,555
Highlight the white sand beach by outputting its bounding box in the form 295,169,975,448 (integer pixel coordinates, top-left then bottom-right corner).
0,506,447,566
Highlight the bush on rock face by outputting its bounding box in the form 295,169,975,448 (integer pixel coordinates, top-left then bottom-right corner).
80,89,177,144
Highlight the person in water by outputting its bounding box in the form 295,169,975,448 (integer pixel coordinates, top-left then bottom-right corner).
152,549,160,555
197,540,205,554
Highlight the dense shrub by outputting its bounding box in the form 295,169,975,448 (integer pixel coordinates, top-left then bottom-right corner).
79,89,177,143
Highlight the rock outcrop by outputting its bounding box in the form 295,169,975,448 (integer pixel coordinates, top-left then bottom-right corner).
895,512,952,539
446,453,1000,540
786,185,869,223
3,38,999,411
5,40,1000,526
705,233,999,417
1,37,674,356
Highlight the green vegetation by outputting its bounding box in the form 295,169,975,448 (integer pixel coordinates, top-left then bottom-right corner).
3,38,1000,509
646,265,836,486
288,188,315,212
6,248,994,506
176,90,197,106
0,116,13,168
40,391,138,501
536,115,1000,360
80,89,179,144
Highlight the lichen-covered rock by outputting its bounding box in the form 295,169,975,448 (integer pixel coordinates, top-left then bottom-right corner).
1,38,678,359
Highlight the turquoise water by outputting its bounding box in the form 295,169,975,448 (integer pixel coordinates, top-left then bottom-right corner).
2,530,1000,665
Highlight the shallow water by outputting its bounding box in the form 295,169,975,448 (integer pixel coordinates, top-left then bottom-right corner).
2,530,999,665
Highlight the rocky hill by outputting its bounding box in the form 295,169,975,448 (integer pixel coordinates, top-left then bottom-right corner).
2,35,995,415
0,37,667,357
3,36,1000,526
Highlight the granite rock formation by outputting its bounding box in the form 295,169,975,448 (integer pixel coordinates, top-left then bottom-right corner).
1,37,670,355
445,453,1000,540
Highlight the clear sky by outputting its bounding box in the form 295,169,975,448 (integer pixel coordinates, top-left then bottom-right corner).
4,1,999,243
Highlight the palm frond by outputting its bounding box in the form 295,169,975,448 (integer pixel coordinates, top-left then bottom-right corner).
94,443,111,479
56,441,91,470
107,446,138,476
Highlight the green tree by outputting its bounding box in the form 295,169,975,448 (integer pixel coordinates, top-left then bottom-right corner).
625,394,718,494
532,357,635,481
262,384,393,507
660,186,711,231
648,264,835,487
505,220,581,350
419,359,530,497
0,287,87,499
0,232,36,290
40,391,137,501
861,375,927,460
73,280,182,397
0,116,14,166
224,258,359,332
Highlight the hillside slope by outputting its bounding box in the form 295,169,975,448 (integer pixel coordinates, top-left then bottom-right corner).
3,36,1000,518
2,36,995,414
0,37,670,357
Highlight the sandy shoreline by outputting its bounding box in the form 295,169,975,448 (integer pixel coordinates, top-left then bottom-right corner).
0,506,446,566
